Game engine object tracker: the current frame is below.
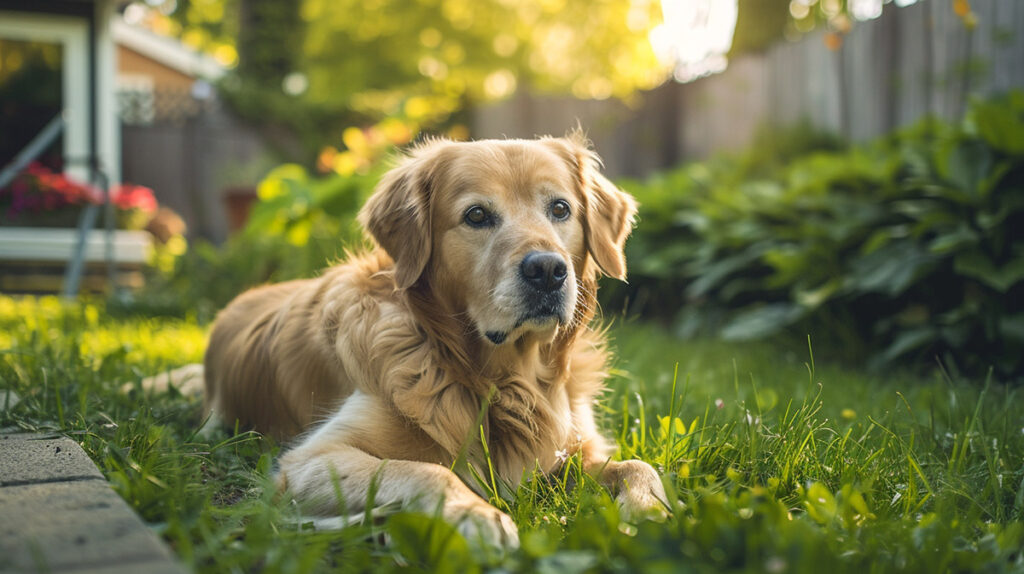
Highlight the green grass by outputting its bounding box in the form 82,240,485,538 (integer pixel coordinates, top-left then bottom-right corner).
1,295,1022,573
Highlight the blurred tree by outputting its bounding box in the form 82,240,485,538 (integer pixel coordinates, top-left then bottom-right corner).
730,0,790,55
156,0,239,66
294,0,669,125
136,0,945,163
236,0,304,87
134,0,667,161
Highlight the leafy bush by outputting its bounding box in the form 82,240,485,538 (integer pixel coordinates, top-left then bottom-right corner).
613,92,1024,379
122,164,379,321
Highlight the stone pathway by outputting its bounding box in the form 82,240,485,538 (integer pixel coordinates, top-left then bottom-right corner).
0,433,186,573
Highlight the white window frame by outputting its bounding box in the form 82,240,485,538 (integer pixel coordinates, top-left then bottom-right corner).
0,10,111,184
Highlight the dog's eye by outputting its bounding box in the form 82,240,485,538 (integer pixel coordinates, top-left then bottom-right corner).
550,199,571,221
464,206,494,228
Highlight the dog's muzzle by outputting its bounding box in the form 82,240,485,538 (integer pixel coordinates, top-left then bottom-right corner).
484,251,571,345
518,250,569,323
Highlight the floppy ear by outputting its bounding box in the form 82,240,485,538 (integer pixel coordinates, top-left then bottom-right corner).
582,166,638,280
358,141,447,289
550,134,638,281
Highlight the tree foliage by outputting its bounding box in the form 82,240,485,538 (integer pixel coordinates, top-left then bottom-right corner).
135,0,975,161
146,0,667,160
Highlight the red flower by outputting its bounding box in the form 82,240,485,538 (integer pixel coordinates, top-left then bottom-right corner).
0,163,159,224
110,184,158,213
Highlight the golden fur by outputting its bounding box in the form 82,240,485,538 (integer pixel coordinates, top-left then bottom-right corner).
177,134,666,547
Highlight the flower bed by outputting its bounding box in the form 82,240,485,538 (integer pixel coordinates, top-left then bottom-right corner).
0,163,160,293
1,162,157,229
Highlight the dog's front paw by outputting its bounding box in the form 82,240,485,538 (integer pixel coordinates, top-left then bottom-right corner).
612,460,670,523
445,499,520,550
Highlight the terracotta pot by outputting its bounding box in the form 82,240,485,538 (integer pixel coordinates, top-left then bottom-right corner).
223,187,258,233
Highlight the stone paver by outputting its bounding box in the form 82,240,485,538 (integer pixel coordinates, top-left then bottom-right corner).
0,434,186,574
0,434,103,486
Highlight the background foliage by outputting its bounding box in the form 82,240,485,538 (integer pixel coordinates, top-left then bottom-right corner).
136,0,904,164
127,164,378,320
131,92,1024,381
611,91,1024,379
144,0,667,161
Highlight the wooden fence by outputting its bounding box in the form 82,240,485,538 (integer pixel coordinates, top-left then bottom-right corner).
472,0,1024,178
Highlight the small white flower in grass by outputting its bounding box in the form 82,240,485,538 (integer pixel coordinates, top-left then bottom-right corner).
715,398,724,410
555,449,569,463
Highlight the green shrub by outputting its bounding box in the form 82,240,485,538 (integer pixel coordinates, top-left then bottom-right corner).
612,92,1024,379
118,164,380,321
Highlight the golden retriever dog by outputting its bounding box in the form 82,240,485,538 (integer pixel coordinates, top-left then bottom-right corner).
162,133,668,548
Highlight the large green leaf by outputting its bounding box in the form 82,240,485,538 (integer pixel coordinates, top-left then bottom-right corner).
720,303,806,340
685,247,767,298
1000,314,1024,343
872,327,937,367
386,512,478,574
940,140,993,195
954,250,1024,292
928,225,980,254
794,279,841,309
845,241,938,297
968,92,1024,156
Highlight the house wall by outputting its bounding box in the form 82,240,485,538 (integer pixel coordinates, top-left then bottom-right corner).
117,45,195,92
120,96,273,243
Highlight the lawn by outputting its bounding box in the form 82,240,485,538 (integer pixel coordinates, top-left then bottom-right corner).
1,295,1022,573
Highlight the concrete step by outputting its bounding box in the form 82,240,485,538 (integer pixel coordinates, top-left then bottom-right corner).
0,434,187,574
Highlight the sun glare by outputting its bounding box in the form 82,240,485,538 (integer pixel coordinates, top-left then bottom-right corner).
648,0,738,83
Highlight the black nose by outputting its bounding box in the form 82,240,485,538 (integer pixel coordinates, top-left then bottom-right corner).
520,251,568,292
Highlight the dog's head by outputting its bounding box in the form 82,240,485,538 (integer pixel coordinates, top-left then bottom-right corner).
359,133,637,347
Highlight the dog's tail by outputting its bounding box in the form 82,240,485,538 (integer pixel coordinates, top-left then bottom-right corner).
122,363,205,397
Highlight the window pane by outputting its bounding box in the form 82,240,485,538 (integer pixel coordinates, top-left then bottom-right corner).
0,38,63,171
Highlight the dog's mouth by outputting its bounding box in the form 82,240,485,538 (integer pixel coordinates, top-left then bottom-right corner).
480,270,576,346
484,307,565,346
